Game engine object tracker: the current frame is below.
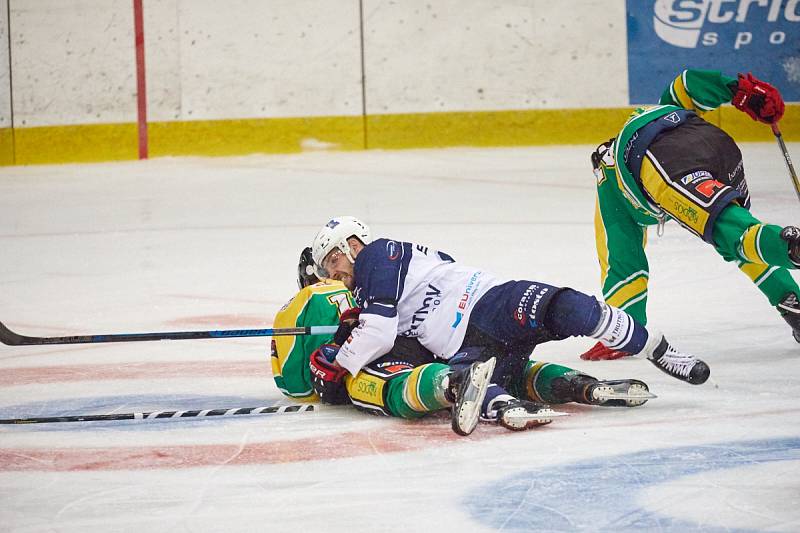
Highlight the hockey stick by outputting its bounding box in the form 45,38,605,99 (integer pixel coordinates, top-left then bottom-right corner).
0,321,338,346
0,403,314,425
772,123,800,203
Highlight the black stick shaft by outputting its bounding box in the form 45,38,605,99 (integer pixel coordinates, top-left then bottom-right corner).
0,321,338,346
0,404,314,425
772,123,800,203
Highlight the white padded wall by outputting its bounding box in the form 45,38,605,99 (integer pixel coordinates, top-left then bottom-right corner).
9,0,632,128
362,0,629,114
11,0,136,127
145,0,363,122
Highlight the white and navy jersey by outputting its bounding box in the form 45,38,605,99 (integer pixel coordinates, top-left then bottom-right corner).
336,238,501,376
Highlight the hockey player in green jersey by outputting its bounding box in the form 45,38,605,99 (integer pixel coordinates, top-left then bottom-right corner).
273,247,655,435
583,69,800,361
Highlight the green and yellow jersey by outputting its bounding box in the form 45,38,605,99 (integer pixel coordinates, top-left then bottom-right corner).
270,280,355,399
595,69,798,323
597,70,738,322
612,70,738,221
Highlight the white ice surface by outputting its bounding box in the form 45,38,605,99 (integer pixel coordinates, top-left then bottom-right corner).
1,144,799,532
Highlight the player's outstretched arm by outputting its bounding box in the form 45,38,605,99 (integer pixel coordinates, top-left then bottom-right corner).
659,69,737,113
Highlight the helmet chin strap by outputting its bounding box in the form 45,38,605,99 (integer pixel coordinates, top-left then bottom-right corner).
340,236,363,265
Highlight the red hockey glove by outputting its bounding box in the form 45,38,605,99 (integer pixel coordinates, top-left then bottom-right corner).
732,73,785,124
580,341,630,361
309,344,350,404
333,307,361,345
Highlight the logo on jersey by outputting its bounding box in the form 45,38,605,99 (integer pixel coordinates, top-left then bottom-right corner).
695,179,726,199
516,284,550,328
451,272,482,329
672,200,700,224
680,170,713,185
675,171,730,206
663,111,681,124
458,273,480,311
528,287,550,328
515,284,537,325
386,240,401,260
406,284,442,335
727,159,744,181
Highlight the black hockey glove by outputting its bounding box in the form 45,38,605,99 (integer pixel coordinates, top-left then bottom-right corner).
309,344,350,405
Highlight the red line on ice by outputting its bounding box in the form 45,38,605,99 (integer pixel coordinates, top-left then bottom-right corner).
0,423,490,471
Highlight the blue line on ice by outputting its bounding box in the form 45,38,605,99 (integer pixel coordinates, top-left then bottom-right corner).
464,437,800,532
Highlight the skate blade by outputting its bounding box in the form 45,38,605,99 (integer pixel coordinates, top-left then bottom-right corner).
452,357,496,436
593,384,657,403
501,408,568,430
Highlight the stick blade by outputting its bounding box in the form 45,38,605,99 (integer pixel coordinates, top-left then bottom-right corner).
0,322,27,345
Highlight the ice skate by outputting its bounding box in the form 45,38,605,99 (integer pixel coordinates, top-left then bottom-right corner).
777,292,800,344
645,335,710,385
493,398,567,431
584,379,656,407
448,357,496,436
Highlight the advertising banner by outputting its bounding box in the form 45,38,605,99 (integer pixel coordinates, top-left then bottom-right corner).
627,0,800,103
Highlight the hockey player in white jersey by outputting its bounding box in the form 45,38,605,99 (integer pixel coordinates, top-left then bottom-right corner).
311,216,708,431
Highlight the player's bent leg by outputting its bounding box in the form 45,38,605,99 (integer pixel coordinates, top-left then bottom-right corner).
544,289,710,385
345,370,411,418
714,206,800,343
588,303,710,385
714,204,798,269
544,289,647,354
348,360,455,419
368,358,506,436
739,223,798,268
518,361,654,407
595,176,651,327
383,363,454,419
585,176,648,356
735,262,798,306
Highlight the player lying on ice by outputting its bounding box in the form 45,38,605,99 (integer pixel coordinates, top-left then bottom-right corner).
271,246,656,437
293,217,709,436
583,69,800,361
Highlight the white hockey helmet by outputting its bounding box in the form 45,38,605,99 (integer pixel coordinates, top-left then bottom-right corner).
311,216,372,278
